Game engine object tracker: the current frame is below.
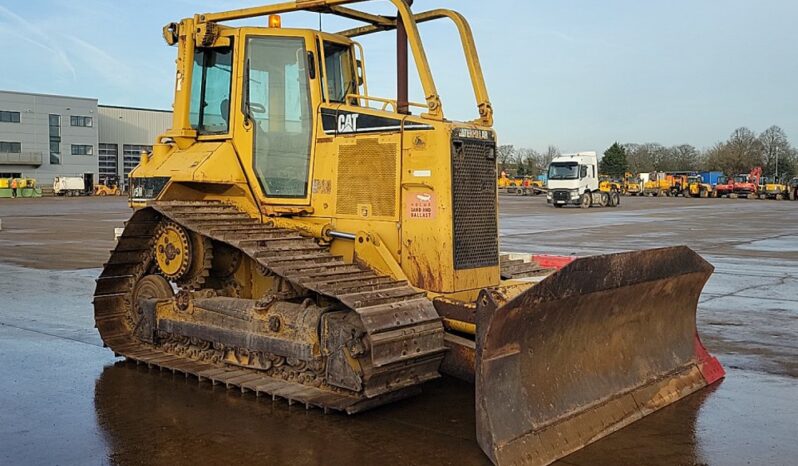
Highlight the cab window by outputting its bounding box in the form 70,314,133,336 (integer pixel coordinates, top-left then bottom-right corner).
246,36,313,198
323,42,355,103
190,46,233,134
580,165,588,178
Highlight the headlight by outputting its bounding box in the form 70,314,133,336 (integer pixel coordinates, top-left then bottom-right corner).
129,176,170,201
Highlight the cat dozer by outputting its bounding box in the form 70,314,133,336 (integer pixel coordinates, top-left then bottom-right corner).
94,1,724,464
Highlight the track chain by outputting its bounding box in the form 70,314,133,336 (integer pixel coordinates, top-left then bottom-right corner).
94,201,445,413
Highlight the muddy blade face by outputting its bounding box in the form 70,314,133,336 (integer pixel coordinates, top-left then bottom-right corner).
475,246,724,466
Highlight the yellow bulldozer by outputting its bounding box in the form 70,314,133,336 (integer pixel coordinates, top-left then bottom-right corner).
94,2,724,465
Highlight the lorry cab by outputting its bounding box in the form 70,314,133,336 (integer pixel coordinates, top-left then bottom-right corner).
546,151,598,206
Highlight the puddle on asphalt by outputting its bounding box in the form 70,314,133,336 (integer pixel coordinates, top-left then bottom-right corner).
736,236,798,252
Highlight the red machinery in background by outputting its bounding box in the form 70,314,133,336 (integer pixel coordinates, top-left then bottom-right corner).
732,167,762,198
714,175,735,198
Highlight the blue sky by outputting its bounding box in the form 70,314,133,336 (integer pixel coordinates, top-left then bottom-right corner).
1,0,795,152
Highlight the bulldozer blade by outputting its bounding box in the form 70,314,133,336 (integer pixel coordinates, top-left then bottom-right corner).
475,246,724,466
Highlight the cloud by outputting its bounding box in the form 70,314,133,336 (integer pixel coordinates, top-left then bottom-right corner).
61,34,137,87
0,4,76,79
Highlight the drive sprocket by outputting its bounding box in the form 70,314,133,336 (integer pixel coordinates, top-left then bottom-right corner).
154,221,192,280
154,220,213,290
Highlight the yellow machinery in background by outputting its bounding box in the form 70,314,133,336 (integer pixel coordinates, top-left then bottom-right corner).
93,2,724,465
687,175,712,198
0,177,41,198
94,175,122,196
643,176,669,196
759,177,788,200
599,175,622,194
624,172,642,195
497,172,512,188
669,173,689,196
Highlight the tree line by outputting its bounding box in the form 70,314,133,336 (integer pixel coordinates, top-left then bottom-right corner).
499,125,798,180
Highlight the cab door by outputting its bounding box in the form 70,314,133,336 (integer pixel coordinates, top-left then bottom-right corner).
241,31,318,206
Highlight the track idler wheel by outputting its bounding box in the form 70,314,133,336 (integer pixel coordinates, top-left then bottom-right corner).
131,274,174,339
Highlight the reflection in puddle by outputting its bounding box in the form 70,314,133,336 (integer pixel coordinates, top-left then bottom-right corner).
93,361,486,466
92,361,791,466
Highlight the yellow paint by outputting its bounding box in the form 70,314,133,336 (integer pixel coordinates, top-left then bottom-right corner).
125,1,513,301
155,226,187,277
443,318,476,335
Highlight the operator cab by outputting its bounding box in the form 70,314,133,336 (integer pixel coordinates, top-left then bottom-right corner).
187,23,361,200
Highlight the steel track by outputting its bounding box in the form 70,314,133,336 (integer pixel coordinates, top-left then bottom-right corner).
94,201,445,414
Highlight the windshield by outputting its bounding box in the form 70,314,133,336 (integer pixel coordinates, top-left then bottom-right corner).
688,177,700,183
190,46,233,134
718,176,728,184
548,162,579,180
734,175,748,183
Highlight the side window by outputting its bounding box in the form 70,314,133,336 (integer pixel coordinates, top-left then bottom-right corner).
189,46,233,134
323,42,355,103
580,165,588,179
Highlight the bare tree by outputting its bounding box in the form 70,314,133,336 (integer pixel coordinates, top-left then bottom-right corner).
542,145,560,166
623,143,644,173
727,127,764,175
703,128,763,175
497,145,515,175
758,125,795,179
516,148,540,176
662,144,700,171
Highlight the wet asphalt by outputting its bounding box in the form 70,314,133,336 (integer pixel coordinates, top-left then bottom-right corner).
0,196,796,465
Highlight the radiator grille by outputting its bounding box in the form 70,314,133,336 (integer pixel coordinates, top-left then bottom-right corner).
451,137,498,270
336,138,397,217
553,190,569,201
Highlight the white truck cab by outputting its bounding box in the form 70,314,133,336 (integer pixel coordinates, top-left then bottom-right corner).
546,151,619,208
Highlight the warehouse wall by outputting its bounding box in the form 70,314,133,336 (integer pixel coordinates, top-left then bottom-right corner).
0,90,99,187
98,105,172,187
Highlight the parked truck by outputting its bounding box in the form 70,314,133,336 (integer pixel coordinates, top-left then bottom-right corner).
53,176,86,196
546,152,620,208
699,170,724,187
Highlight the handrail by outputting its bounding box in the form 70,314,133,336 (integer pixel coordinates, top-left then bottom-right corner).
344,93,428,112
194,0,445,121
337,8,493,127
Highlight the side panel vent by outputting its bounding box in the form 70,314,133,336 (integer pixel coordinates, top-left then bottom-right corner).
336,138,397,217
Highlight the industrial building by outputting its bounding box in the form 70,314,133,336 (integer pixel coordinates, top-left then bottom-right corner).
0,90,171,191
97,105,172,189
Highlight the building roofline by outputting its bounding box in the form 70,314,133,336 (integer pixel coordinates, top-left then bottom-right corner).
98,104,172,114
0,89,98,103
